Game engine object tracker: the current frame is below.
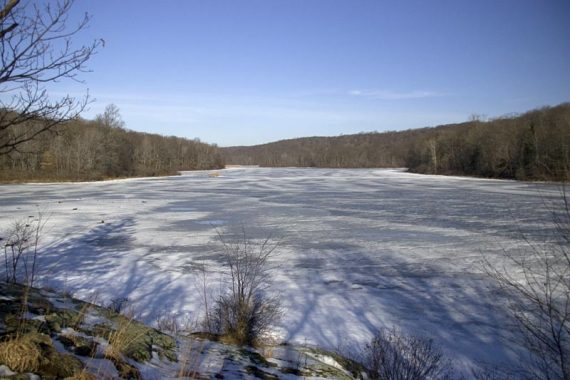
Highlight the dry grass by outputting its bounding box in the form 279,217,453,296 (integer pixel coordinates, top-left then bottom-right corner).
104,316,145,361
177,339,207,378
105,321,133,360
0,333,45,372
103,318,144,380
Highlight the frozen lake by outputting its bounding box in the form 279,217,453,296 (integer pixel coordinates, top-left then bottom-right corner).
0,167,563,370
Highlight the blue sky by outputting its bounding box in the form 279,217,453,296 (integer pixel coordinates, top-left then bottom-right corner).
57,0,570,146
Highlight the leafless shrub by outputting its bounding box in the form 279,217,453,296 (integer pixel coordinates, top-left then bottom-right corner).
483,189,570,380
156,310,195,336
2,213,45,285
156,313,180,336
195,260,215,334
362,327,452,380
206,229,282,346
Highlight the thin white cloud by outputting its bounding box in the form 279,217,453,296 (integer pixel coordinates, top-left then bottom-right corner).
349,89,443,100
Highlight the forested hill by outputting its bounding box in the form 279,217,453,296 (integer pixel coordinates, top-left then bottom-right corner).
0,114,224,182
222,103,570,181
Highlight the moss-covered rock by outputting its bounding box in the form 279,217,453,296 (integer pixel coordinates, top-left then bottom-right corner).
57,309,81,328
306,347,367,379
57,334,97,357
98,315,177,363
3,314,49,335
0,283,183,379
245,365,279,380
39,352,84,379
44,313,62,332
240,349,277,368
149,328,177,362
79,322,113,340
9,284,329,380
26,298,53,316
280,366,306,376
106,355,141,380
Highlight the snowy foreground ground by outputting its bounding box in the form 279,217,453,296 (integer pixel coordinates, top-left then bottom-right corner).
0,168,563,371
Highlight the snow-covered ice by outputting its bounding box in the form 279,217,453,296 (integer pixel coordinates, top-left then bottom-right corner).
0,167,564,370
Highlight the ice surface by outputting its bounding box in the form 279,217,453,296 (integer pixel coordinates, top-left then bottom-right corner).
0,167,564,370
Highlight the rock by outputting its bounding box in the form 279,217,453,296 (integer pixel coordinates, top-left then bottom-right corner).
44,313,62,332
39,353,83,379
106,355,141,380
3,315,49,335
57,335,97,357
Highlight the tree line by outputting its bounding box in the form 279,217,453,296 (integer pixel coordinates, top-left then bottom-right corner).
0,104,224,181
222,103,570,181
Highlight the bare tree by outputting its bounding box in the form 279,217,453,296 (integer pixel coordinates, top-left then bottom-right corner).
484,190,570,380
96,103,125,130
0,0,102,155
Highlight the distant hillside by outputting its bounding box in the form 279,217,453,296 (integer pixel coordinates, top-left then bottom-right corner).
0,116,224,182
222,103,570,181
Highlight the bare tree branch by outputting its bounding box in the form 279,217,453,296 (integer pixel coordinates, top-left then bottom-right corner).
0,0,101,155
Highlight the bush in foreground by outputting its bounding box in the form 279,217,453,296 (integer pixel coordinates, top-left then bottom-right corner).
362,327,452,380
206,231,282,346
